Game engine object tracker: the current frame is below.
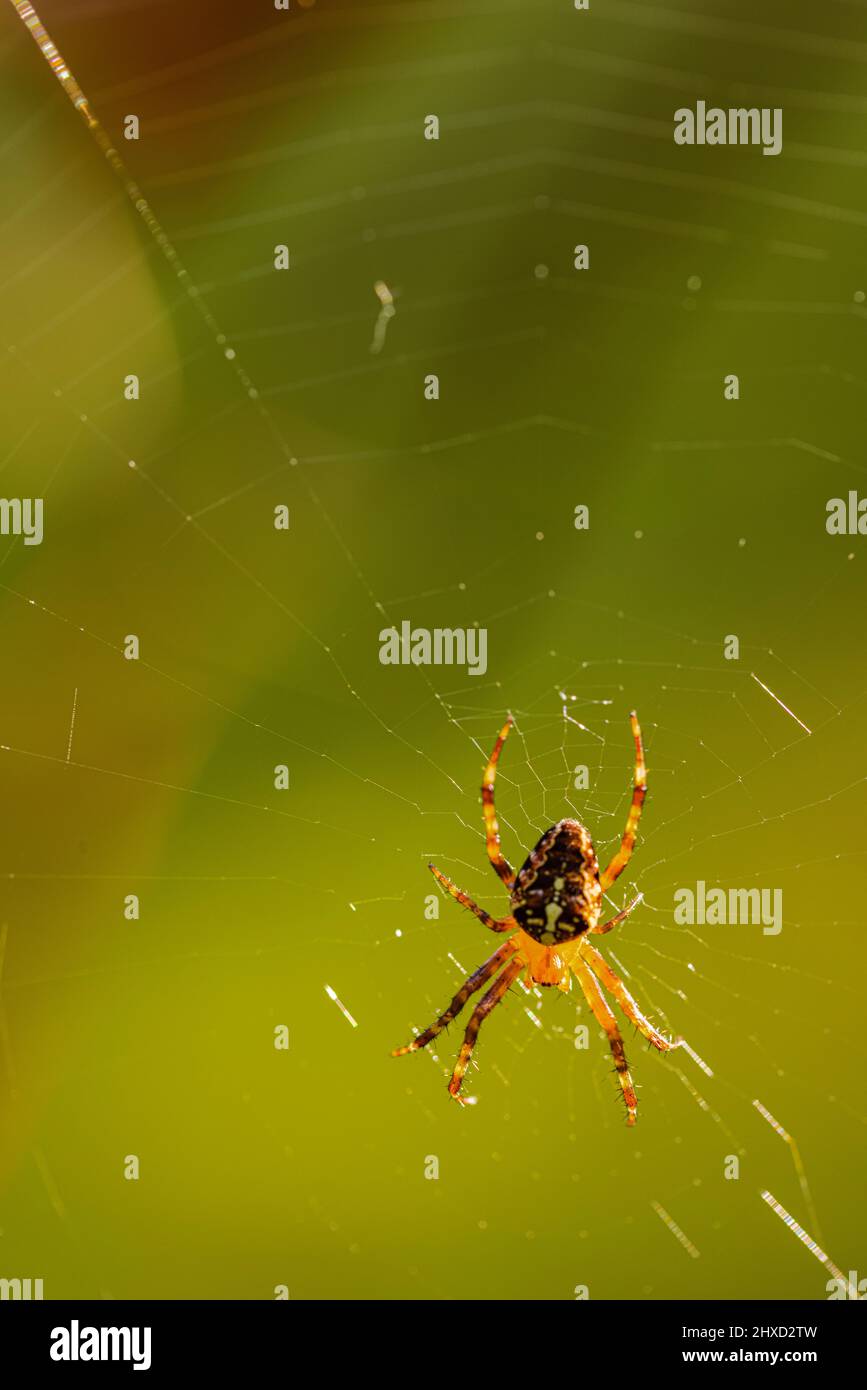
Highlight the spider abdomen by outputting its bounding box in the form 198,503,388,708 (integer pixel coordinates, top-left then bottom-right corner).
511,818,602,943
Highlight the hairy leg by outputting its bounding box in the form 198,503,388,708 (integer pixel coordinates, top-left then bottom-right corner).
482,717,516,890
592,892,643,936
448,955,524,1100
580,940,676,1053
428,862,515,933
600,712,646,892
392,939,518,1057
573,955,638,1125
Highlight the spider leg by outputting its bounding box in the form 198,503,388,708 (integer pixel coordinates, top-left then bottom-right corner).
592,892,643,936
448,955,524,1100
572,954,638,1126
391,939,518,1057
599,712,646,892
580,939,676,1053
428,863,515,934
482,716,516,890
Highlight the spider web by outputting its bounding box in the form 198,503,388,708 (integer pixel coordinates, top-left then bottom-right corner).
363,630,861,1301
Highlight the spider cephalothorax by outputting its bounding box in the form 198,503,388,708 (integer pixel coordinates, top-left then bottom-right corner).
393,713,680,1122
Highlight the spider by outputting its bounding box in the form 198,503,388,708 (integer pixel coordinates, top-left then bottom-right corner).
392,713,680,1121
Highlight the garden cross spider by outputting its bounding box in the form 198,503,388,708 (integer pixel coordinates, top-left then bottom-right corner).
393,713,681,1121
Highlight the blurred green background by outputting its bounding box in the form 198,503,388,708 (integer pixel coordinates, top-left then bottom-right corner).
0,0,865,1300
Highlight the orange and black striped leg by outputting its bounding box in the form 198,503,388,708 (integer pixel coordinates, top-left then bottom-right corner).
580,940,676,1053
592,892,643,936
572,955,638,1126
392,939,518,1057
600,712,646,892
428,863,515,934
448,954,524,1101
482,716,516,890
